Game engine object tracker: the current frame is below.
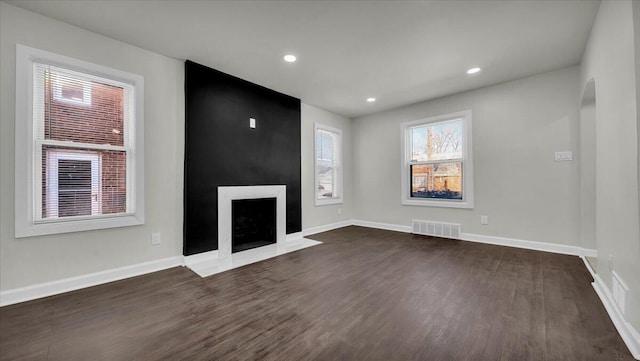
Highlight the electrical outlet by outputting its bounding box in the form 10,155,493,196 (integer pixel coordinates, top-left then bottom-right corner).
554,151,573,161
338,207,342,215
608,254,614,271
151,232,161,245
480,215,488,225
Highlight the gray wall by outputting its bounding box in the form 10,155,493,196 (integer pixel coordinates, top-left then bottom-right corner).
579,98,596,251
0,2,354,291
0,2,185,290
634,0,640,248
352,67,581,246
580,0,640,334
301,104,353,229
1,2,638,339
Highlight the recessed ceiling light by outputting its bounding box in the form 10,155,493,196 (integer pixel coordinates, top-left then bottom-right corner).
467,67,481,75
283,54,297,63
366,97,376,103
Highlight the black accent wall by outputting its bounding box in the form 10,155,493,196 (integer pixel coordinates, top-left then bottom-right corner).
184,60,302,256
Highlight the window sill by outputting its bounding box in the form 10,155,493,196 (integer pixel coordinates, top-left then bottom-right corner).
15,213,144,238
315,198,343,206
402,198,473,209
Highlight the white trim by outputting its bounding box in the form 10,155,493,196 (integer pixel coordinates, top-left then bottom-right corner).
309,219,599,258
462,233,596,258
306,220,599,257
344,219,598,257
0,256,184,307
581,255,597,279
302,220,353,236
184,250,219,268
400,110,474,209
286,232,303,241
592,274,640,360
580,247,598,258
314,123,343,206
352,219,412,233
460,232,585,256
37,139,127,152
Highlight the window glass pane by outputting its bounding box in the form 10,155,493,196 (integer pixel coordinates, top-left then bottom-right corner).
57,159,93,217
101,150,127,215
316,129,337,199
40,65,125,146
410,162,462,200
316,129,335,164
317,166,335,199
42,146,127,219
410,120,463,161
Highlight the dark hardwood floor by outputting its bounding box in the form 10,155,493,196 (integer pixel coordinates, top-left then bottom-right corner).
0,226,634,360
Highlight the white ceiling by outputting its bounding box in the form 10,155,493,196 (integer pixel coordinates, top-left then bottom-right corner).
8,0,600,118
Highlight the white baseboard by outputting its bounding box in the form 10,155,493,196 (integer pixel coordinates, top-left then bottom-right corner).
308,220,598,258
0,256,184,307
352,219,412,233
183,250,219,268
592,274,640,360
580,248,598,258
581,256,597,279
303,220,353,236
460,232,590,256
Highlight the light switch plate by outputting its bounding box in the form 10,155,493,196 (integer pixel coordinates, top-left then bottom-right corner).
249,118,256,129
151,232,161,245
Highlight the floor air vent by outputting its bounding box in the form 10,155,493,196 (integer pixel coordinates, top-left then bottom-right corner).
412,220,461,240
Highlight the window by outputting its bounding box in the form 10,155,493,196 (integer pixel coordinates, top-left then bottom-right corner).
15,45,144,237
315,123,342,205
401,110,473,208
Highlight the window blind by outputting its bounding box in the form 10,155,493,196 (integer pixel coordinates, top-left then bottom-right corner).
33,62,133,220
316,129,338,199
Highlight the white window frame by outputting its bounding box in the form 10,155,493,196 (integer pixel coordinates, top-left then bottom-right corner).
400,110,474,209
15,44,145,238
314,123,343,206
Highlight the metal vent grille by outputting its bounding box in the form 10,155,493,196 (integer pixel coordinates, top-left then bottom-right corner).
412,220,461,240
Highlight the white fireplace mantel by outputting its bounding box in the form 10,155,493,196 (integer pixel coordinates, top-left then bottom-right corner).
217,185,287,260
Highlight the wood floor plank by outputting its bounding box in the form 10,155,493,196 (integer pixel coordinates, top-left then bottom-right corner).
0,226,634,360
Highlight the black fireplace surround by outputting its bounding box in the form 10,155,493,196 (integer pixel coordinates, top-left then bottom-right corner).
184,60,302,256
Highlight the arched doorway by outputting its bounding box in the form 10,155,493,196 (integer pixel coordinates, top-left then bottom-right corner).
580,79,597,271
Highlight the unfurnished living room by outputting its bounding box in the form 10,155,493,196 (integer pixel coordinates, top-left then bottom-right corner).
0,0,639,360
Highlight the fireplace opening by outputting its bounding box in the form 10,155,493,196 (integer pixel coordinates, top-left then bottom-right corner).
231,197,277,253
